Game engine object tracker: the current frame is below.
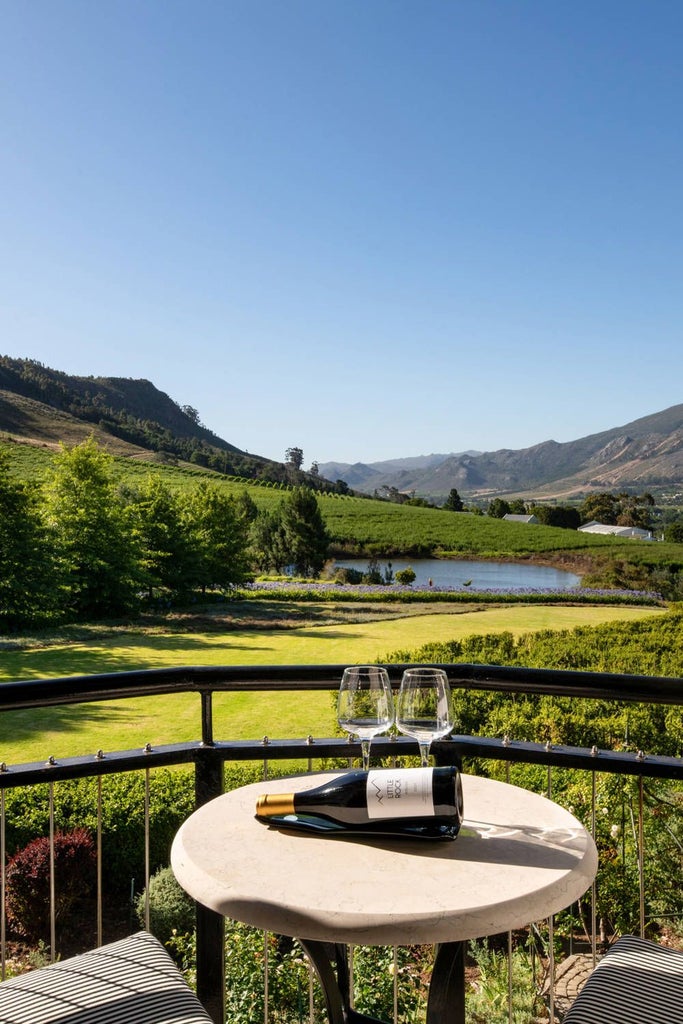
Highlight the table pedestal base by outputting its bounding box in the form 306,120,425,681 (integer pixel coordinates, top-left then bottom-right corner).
298,939,466,1024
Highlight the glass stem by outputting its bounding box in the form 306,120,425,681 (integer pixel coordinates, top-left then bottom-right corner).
418,742,430,767
361,739,371,771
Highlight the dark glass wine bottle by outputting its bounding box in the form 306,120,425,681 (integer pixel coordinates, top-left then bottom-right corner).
255,766,464,832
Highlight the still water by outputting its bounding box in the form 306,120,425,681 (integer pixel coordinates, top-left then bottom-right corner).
333,557,580,591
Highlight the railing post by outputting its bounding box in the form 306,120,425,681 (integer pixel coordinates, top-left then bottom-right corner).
194,698,225,1024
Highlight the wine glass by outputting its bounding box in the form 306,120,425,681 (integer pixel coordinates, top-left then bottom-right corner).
337,665,394,771
395,667,452,766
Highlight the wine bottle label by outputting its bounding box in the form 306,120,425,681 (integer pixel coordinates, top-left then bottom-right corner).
365,767,435,819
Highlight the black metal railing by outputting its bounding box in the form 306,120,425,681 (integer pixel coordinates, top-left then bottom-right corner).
0,663,681,1023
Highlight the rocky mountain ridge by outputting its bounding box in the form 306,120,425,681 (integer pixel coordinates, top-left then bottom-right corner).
319,405,683,502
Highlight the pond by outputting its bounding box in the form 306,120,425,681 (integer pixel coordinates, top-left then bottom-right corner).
332,557,581,591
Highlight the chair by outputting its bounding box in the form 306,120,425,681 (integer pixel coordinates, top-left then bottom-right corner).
0,930,212,1023
563,934,683,1023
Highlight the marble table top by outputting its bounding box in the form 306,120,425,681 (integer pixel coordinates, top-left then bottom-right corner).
171,771,598,946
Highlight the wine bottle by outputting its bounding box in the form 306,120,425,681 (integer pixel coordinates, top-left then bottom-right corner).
255,766,464,831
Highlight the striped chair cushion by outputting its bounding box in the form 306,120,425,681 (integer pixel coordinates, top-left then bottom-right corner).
564,934,683,1024
0,930,212,1024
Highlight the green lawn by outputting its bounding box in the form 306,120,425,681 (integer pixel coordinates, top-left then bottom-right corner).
0,603,665,765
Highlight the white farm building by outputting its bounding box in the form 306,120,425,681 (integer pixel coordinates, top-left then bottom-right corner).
578,521,653,541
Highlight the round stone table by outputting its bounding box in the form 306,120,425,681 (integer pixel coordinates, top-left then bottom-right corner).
172,771,597,1024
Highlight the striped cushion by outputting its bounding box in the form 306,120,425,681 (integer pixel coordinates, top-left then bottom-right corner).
0,930,212,1024
564,934,683,1023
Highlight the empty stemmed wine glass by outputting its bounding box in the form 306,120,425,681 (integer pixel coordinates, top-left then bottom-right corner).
395,667,452,766
337,665,394,771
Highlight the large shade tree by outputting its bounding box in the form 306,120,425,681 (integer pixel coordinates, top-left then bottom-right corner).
487,498,510,519
580,491,655,530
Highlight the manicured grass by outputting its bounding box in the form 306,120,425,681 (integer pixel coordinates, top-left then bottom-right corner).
0,603,664,766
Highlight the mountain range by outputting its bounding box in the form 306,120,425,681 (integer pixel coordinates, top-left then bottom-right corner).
1,357,682,503
319,405,683,503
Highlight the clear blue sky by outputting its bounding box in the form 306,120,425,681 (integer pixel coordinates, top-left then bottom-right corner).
2,1,682,467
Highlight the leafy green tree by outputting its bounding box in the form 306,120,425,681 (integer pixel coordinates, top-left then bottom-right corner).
232,489,259,525
250,489,329,576
42,437,141,618
580,492,620,524
529,503,581,529
280,487,329,576
181,482,252,592
664,519,683,543
0,450,57,628
580,491,655,530
249,507,289,573
285,447,304,470
487,498,510,519
617,492,655,530
126,475,192,599
181,404,201,424
507,498,528,515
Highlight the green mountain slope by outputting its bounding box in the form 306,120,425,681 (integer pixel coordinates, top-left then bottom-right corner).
0,356,285,480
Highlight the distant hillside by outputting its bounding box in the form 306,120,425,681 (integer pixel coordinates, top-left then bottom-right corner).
0,356,290,482
318,452,481,491
321,406,683,503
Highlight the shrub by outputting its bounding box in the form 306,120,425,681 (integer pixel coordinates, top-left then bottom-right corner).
332,566,364,584
3,766,288,907
395,567,416,585
3,769,196,896
5,828,96,941
135,866,195,946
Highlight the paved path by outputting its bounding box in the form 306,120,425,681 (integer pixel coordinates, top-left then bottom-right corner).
545,953,598,1019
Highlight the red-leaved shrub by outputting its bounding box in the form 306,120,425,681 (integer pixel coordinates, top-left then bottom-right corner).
5,828,97,941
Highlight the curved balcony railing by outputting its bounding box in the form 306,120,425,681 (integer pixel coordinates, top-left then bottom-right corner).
0,663,681,1023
